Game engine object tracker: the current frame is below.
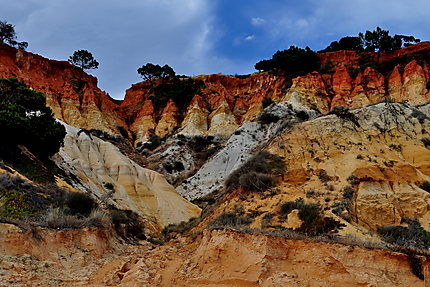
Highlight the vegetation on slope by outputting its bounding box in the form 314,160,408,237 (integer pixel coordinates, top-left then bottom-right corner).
137,63,205,116
254,27,421,77
0,77,66,159
320,27,420,53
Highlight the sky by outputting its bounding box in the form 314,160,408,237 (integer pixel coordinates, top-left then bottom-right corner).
1,0,429,99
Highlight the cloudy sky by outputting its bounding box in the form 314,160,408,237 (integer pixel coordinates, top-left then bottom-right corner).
1,0,429,99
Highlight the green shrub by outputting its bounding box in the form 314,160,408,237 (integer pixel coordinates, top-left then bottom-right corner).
357,53,378,70
329,106,360,126
255,46,320,77
296,110,310,121
280,199,344,236
332,186,355,222
152,77,204,113
233,74,250,79
238,172,276,192
320,28,419,53
162,217,199,240
342,185,355,200
186,135,213,152
410,109,428,124
261,212,274,228
44,207,108,229
225,151,285,191
320,36,364,53
347,174,359,185
61,191,96,217
110,209,146,241
378,219,430,250
408,253,424,280
104,182,115,191
3,150,56,184
0,173,53,211
140,134,162,151
0,78,66,159
0,189,35,219
317,169,334,183
163,161,185,173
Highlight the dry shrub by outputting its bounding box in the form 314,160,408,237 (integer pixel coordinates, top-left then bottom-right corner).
378,219,430,250
225,151,285,192
110,209,146,241
280,199,345,236
43,207,108,229
238,172,276,192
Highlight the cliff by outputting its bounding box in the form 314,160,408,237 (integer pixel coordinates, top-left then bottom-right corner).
1,227,427,286
123,42,430,142
1,43,430,142
0,43,124,133
2,40,430,287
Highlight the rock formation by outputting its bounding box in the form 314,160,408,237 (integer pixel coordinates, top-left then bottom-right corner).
0,43,124,134
53,123,201,229
1,43,430,141
1,227,426,286
131,99,156,142
178,94,209,136
3,41,430,287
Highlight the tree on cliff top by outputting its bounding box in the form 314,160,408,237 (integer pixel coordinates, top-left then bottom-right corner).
68,50,99,72
254,46,320,77
137,63,176,82
0,20,28,49
359,27,420,52
321,27,420,53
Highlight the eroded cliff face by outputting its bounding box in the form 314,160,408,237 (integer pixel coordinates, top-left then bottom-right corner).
2,43,430,287
122,42,430,142
183,101,430,241
123,73,290,143
0,44,123,133
266,102,430,232
1,43,430,142
4,226,423,287
53,123,201,229
165,230,426,287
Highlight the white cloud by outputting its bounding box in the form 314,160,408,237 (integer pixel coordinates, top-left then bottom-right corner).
245,35,255,41
251,17,265,26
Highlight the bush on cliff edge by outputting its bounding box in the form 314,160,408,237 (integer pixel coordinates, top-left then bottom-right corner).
0,77,66,159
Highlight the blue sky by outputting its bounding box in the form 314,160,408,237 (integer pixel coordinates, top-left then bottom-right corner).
1,0,429,99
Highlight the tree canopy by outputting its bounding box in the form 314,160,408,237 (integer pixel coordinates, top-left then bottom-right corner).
137,63,176,82
321,27,420,53
320,36,364,53
0,20,28,49
152,77,204,112
68,50,99,71
0,78,66,158
254,46,320,77
136,63,202,113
